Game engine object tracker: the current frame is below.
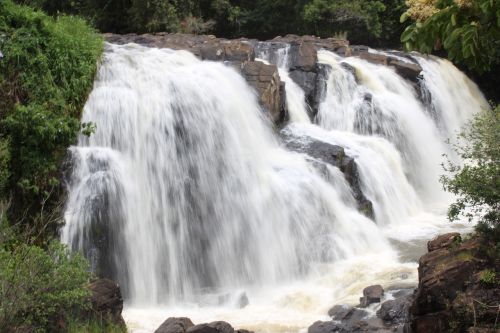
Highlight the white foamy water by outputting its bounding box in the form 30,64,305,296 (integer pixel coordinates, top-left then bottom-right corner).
63,42,486,332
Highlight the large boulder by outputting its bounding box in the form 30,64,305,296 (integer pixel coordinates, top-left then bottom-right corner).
187,321,235,333
410,235,499,332
240,61,287,125
87,278,126,328
377,295,412,324
360,285,384,307
155,317,195,333
282,131,374,219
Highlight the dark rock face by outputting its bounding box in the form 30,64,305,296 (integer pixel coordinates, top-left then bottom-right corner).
410,235,500,333
282,131,374,219
155,317,195,333
240,61,287,124
377,295,412,324
87,278,126,328
427,232,461,252
187,321,235,333
350,46,422,83
360,285,384,307
155,319,254,333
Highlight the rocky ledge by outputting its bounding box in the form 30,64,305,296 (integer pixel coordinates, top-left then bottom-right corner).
410,233,499,332
103,33,424,127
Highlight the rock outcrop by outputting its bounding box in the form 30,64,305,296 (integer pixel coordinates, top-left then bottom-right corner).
103,33,424,126
410,233,500,332
87,278,126,328
282,130,374,219
240,61,287,124
155,318,253,333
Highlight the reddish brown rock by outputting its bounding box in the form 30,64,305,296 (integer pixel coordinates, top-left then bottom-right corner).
240,61,286,124
427,232,461,252
88,278,126,328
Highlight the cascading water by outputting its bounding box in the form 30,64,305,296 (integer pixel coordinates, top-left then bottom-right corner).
256,43,311,123
63,43,393,306
63,41,487,332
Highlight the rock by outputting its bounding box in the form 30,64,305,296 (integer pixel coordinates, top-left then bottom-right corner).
327,304,351,320
410,235,499,332
360,285,384,307
155,317,195,333
282,131,374,219
87,278,126,328
358,51,388,65
240,61,286,125
387,57,422,82
236,292,249,309
308,320,340,333
427,232,461,252
289,63,330,119
187,321,234,333
377,295,412,324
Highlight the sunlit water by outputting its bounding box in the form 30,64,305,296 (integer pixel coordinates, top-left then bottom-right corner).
62,42,486,332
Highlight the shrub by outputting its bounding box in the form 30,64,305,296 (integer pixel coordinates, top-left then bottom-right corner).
0,242,91,332
0,0,103,239
441,105,500,238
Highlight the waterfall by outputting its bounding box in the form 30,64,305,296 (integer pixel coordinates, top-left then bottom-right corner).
62,40,487,332
63,43,392,305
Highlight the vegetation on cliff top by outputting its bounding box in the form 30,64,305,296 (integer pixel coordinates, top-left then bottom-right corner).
15,0,407,46
0,0,102,241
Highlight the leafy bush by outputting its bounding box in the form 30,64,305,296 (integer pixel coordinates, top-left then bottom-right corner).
441,105,500,238
0,0,102,238
0,241,91,332
401,0,500,73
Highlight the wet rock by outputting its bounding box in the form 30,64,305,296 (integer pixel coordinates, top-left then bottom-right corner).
308,320,340,333
236,292,249,309
387,57,422,82
282,132,374,219
155,317,195,333
427,232,461,252
187,321,234,333
377,295,412,324
240,61,286,125
327,304,351,320
87,278,126,328
360,285,384,307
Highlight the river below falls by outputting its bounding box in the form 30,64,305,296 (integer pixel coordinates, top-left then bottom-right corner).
123,205,472,333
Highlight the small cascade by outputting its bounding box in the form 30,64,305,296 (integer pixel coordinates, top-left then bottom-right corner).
256,43,311,123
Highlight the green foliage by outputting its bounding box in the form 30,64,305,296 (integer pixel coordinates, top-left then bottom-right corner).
0,0,102,238
13,0,407,46
441,105,500,238
478,269,497,285
67,318,126,333
0,241,91,332
401,0,500,73
303,0,386,39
